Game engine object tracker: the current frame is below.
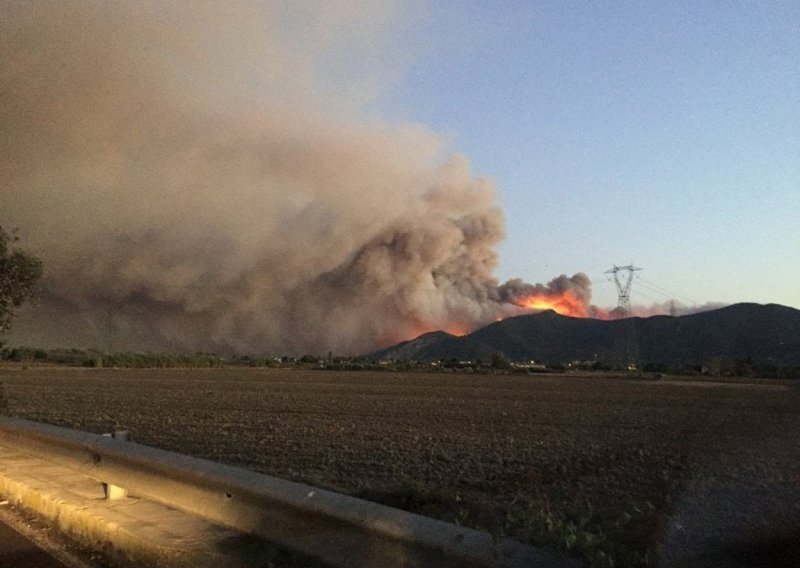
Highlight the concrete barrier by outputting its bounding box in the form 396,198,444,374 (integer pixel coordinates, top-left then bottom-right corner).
0,417,576,567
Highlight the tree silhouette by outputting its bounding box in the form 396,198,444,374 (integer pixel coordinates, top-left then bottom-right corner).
0,226,43,342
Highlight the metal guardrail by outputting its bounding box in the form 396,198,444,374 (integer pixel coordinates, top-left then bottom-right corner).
0,417,575,567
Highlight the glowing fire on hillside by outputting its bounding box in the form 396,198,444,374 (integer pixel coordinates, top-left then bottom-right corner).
395,273,625,345
515,291,588,317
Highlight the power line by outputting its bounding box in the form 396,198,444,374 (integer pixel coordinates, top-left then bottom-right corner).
634,280,676,300
636,276,697,305
630,288,663,303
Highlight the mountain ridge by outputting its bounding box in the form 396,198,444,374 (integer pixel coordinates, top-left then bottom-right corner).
368,303,800,367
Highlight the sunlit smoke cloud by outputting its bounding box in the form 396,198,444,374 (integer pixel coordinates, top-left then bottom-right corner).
1,2,717,354
497,274,594,317
0,1,529,354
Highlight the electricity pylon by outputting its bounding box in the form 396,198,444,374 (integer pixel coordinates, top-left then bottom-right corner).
605,264,642,371
605,264,642,317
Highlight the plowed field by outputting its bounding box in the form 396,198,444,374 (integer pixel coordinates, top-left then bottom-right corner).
2,366,798,566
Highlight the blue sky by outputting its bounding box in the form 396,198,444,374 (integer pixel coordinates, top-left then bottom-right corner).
374,1,799,309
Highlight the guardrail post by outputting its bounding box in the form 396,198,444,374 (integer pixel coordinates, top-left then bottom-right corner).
101,430,130,500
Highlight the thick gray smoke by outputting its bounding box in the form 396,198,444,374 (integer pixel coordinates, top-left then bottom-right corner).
1,1,591,354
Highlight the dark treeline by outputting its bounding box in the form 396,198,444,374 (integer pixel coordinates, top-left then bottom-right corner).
2,346,799,379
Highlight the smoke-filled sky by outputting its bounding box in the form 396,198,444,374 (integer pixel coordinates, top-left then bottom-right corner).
2,1,798,354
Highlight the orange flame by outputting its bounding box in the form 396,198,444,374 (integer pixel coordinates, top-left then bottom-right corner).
517,291,588,317
443,323,470,337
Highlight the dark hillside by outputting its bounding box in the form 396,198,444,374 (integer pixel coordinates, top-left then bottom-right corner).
371,331,456,361
369,303,800,367
467,310,613,363
636,303,800,365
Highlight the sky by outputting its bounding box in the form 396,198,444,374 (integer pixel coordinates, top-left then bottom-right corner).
2,1,798,354
374,1,800,309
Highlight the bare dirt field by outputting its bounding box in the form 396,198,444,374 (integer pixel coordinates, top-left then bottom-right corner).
2,366,798,567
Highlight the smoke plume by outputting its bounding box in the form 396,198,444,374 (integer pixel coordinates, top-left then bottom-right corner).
1,1,595,354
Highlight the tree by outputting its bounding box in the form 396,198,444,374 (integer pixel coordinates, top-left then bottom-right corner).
0,226,43,341
491,352,510,370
